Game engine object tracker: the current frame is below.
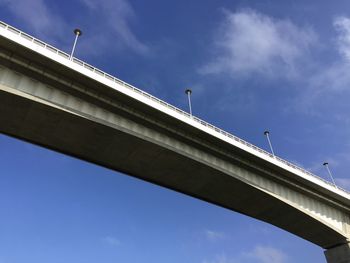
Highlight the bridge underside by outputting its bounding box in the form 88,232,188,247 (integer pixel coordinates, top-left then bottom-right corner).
0,83,348,250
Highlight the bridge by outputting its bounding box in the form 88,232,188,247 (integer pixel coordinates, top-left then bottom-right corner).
0,21,349,263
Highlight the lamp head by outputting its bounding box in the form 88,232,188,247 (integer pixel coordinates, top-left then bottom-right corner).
74,28,82,36
185,89,192,95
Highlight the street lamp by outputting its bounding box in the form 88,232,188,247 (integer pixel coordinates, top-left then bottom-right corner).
185,89,192,116
264,130,275,156
70,28,82,60
323,162,337,189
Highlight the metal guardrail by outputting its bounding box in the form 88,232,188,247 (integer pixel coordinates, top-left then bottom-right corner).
0,20,347,194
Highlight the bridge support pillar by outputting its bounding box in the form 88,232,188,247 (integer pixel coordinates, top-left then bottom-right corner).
325,243,350,263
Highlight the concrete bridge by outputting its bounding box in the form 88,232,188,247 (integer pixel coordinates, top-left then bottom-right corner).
0,21,349,262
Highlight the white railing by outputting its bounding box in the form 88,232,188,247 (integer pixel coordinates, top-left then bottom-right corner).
0,20,347,194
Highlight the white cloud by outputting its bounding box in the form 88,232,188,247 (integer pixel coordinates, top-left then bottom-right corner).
286,15,350,115
102,236,121,247
200,10,316,78
245,246,287,263
205,230,226,241
202,254,237,263
334,16,350,62
202,245,287,263
79,0,149,55
308,63,350,92
0,0,67,39
0,0,149,56
285,15,350,119
307,16,350,93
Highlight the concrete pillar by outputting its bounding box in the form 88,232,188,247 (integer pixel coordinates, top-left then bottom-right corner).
325,243,350,263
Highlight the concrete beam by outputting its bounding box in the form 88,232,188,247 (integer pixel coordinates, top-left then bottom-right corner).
325,243,350,263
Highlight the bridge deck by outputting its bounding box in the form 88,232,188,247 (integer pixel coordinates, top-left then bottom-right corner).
0,20,347,200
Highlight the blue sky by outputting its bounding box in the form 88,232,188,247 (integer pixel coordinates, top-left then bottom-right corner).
1,0,350,262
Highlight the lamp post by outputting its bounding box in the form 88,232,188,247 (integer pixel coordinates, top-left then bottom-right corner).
264,130,275,156
70,28,82,60
323,162,337,189
185,89,192,116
